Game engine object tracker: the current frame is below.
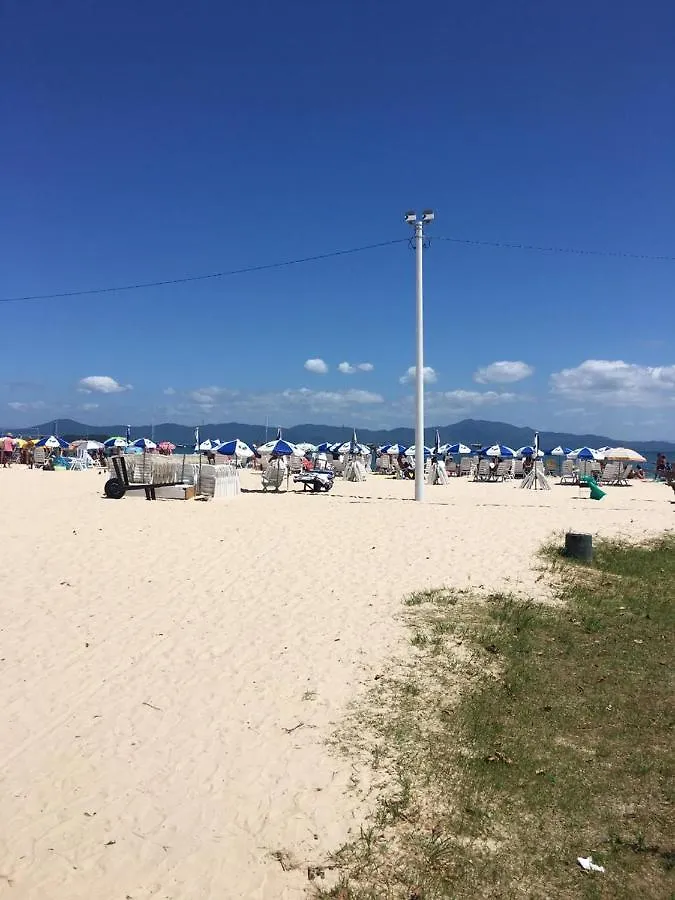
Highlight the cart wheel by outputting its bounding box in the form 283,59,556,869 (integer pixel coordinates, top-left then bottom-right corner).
324,481,333,491
313,481,322,492
104,478,126,499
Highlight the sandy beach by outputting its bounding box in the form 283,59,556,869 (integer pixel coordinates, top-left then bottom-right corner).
0,467,672,899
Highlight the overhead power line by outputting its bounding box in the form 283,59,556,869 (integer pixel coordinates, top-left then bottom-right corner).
1,233,673,305
436,235,675,262
0,238,407,304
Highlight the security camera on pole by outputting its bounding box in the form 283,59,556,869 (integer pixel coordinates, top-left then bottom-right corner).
405,209,434,501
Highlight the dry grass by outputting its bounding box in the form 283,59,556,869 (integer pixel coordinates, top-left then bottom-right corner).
317,535,675,899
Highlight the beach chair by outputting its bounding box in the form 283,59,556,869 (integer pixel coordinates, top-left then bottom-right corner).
474,458,490,481
619,464,632,485
70,447,93,471
512,459,524,478
33,446,47,468
544,458,558,477
459,456,472,477
559,460,578,485
494,460,512,481
262,459,287,492
599,463,620,485
446,459,457,476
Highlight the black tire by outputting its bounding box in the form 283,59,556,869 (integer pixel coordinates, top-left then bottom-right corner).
324,481,333,492
104,478,126,499
313,481,322,492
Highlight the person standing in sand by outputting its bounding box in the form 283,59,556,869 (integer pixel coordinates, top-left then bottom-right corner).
2,434,14,467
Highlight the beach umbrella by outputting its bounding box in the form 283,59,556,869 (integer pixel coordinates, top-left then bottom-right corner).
446,442,471,455
157,441,175,451
516,445,544,458
216,439,254,458
568,447,604,460
377,443,392,453
258,430,296,455
72,439,104,450
405,444,432,458
295,441,317,453
386,443,408,456
257,428,296,456
433,429,442,456
547,445,572,456
36,435,69,449
132,438,157,450
103,436,128,448
337,430,369,455
197,438,221,451
316,442,333,452
480,444,515,458
602,447,647,463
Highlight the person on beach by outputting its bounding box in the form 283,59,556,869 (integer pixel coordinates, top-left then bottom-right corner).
655,453,668,480
2,434,14,467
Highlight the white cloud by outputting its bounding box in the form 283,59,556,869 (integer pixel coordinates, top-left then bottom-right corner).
304,358,329,375
550,360,675,407
78,375,132,394
163,387,176,396
279,388,383,409
187,386,239,409
81,402,99,411
399,366,437,385
7,400,46,412
426,389,519,410
474,361,534,384
338,361,375,375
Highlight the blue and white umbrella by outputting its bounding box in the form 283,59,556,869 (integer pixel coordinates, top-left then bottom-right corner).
36,435,69,449
386,443,408,456
103,436,128,448
480,444,515,458
197,438,221,451
405,444,432,458
433,429,442,456
216,438,254,458
337,430,369,455
547,445,572,456
257,429,296,456
316,442,333,452
568,446,604,460
132,438,157,450
516,445,544,458
446,442,472,455
378,443,392,453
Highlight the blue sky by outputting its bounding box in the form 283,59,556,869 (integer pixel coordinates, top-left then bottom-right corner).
1,1,674,439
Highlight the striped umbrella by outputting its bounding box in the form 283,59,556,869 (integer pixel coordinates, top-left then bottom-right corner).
386,443,408,456
446,442,472,455
132,438,157,450
36,435,69,449
480,444,515,458
568,447,604,460
103,436,128,448
216,439,254,458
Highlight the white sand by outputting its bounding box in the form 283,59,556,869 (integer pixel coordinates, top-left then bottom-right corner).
0,466,672,898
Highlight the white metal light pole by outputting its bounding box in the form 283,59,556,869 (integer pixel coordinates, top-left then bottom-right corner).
405,209,434,501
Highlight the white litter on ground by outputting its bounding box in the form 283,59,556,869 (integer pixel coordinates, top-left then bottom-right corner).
577,856,605,873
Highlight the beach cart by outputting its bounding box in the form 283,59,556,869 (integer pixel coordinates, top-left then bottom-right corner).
104,455,188,500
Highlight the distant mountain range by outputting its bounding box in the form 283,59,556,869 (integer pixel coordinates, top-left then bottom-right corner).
6,417,675,452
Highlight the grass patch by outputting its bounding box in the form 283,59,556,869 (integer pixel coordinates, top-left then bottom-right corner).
318,536,675,899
